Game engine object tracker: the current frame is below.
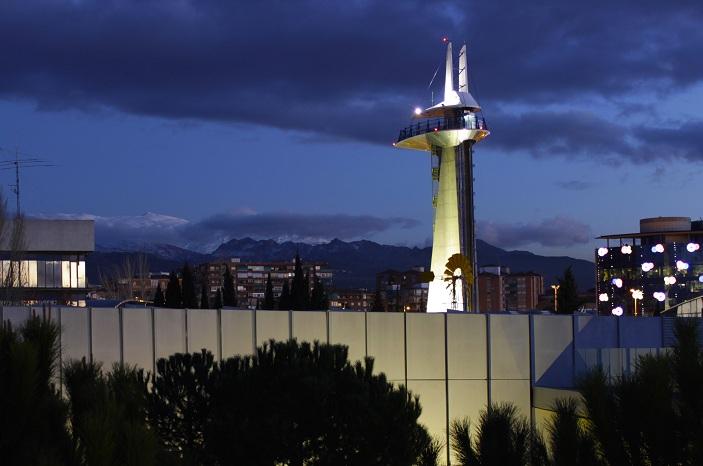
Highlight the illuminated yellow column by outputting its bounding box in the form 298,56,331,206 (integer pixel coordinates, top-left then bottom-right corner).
427,146,463,313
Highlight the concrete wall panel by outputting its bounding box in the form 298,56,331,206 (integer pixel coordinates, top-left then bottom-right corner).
328,311,366,364
221,310,254,358
574,315,618,348
59,307,90,363
2,306,30,328
619,317,662,347
91,308,120,369
292,311,327,345
408,380,447,459
491,379,531,417
187,309,219,358
155,308,186,361
447,314,487,380
256,310,290,347
367,312,405,382
532,315,573,387
122,308,154,372
406,313,445,380
490,314,530,380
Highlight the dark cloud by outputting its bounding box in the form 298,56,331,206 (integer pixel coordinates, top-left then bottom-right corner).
0,0,702,152
476,216,592,248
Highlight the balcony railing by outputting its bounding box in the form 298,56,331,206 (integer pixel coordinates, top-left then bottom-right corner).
397,115,488,142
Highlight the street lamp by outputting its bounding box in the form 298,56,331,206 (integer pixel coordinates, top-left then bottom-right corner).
630,288,643,316
551,284,560,312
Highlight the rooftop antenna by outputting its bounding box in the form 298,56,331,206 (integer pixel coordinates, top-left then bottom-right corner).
0,146,55,215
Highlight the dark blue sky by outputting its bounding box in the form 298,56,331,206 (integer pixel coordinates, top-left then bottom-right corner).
1,0,702,259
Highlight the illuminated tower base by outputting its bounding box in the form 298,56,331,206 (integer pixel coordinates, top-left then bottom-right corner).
395,42,488,312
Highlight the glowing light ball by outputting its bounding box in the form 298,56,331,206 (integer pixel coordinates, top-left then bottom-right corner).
597,247,609,257
414,107,422,115
676,260,689,271
631,289,644,300
621,245,632,254
599,293,609,302
687,242,700,253
641,262,654,272
651,244,664,253
611,278,623,288
612,307,624,316
700,275,703,283
653,292,666,302
664,276,677,285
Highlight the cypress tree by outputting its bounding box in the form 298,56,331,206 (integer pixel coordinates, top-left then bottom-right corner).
200,284,210,309
153,283,165,307
303,270,311,310
557,266,580,314
278,280,291,310
310,274,329,310
181,263,198,308
263,273,275,310
222,265,237,307
213,288,223,309
164,271,182,308
290,252,308,310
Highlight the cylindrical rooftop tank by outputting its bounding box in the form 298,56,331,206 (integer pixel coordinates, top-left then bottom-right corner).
640,217,691,233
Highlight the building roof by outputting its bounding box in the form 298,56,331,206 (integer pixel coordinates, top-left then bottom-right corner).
0,219,94,253
597,230,703,240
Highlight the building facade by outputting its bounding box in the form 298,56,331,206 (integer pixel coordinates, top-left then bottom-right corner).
0,219,94,305
329,289,373,312
596,217,703,316
199,258,333,309
376,268,429,312
478,266,544,312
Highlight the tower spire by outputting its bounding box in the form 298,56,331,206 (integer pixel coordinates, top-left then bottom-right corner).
444,42,454,102
458,44,468,93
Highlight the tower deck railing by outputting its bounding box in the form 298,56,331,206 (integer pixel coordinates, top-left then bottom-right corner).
397,115,488,142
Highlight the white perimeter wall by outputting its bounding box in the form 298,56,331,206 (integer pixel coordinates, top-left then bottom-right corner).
1,307,669,465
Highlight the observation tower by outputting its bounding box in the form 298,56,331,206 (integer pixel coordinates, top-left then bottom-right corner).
395,41,489,312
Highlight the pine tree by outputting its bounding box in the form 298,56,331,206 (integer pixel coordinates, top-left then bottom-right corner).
557,266,580,314
310,274,329,310
222,265,237,307
303,270,311,310
181,263,198,308
164,271,182,308
278,280,291,310
200,284,210,309
371,289,385,312
213,288,223,309
153,283,165,307
263,273,275,310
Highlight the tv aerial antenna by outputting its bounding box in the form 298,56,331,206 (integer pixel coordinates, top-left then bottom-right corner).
0,146,55,215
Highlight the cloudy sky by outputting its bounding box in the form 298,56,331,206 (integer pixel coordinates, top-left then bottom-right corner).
1,0,702,259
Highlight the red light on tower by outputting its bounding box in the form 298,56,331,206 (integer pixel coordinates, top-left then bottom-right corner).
442,36,449,43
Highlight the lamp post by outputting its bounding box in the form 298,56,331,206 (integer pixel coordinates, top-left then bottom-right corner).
630,289,643,316
551,284,560,313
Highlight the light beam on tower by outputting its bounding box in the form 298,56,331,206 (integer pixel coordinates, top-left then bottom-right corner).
395,41,489,312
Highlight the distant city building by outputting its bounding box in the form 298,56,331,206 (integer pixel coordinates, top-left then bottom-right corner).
477,265,544,312
375,268,429,312
0,219,94,305
198,258,333,309
596,217,703,316
329,289,373,312
113,272,169,302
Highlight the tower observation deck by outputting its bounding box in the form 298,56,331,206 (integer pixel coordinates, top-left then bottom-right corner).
395,42,489,312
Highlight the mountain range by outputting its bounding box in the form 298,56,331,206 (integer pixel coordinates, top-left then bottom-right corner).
89,238,595,291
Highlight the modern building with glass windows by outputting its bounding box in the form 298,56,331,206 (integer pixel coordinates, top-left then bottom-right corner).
595,217,703,316
0,219,94,305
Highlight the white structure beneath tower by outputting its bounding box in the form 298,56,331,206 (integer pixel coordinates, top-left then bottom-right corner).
395,42,489,312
